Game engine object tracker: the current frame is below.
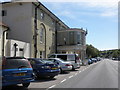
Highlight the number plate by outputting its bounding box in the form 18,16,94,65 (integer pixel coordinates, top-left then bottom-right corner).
14,73,26,76
51,68,57,70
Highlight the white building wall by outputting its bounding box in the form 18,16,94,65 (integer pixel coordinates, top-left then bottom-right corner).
0,26,2,58
5,39,30,58
2,2,33,57
2,2,33,43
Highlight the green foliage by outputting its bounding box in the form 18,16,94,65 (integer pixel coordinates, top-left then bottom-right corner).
99,49,120,58
86,44,99,58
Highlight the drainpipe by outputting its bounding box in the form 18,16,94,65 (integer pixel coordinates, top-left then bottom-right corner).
55,21,58,53
34,3,40,58
2,28,9,59
45,27,46,58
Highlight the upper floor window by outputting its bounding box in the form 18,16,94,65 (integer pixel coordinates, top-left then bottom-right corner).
2,10,7,16
40,24,45,44
41,12,44,20
40,27,44,43
77,32,81,44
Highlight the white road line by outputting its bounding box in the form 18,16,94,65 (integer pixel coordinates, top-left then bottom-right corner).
75,73,78,76
48,85,56,89
79,71,81,73
69,75,73,78
60,79,67,83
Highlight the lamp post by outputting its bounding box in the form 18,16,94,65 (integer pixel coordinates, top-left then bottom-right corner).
14,43,18,57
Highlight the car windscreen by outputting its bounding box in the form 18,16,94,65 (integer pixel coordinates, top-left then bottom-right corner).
3,59,30,69
42,59,54,64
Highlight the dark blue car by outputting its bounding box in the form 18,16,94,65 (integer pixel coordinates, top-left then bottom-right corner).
2,57,34,87
28,58,60,79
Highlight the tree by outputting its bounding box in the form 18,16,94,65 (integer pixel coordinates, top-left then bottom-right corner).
86,44,99,58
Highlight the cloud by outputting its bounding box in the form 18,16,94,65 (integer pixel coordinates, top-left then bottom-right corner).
40,0,119,3
101,10,117,17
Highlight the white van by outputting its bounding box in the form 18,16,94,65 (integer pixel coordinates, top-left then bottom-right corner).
48,54,80,70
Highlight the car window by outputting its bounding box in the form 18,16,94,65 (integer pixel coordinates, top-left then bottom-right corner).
3,59,30,69
43,60,54,64
49,55,55,58
57,55,67,61
29,60,36,65
67,55,75,61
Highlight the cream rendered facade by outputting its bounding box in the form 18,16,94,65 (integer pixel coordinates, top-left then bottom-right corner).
2,2,68,58
57,28,87,61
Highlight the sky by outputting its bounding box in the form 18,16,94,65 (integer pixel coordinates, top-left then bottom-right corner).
40,0,118,51
0,0,119,50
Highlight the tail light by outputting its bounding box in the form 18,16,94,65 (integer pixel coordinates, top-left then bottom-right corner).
65,64,71,66
27,60,32,68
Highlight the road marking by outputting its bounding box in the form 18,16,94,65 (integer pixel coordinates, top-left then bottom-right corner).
69,75,73,78
60,79,66,83
48,85,56,89
75,73,78,76
79,71,81,73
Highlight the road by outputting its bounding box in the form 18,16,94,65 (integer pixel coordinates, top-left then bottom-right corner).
48,59,118,89
2,59,119,90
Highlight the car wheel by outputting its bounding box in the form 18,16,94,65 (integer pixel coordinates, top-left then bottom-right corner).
49,76,55,79
72,65,75,71
22,82,30,87
60,68,63,74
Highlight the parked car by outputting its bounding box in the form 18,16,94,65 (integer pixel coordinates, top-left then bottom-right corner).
88,59,93,65
47,58,72,73
48,54,80,70
91,58,97,63
2,57,34,87
28,58,60,79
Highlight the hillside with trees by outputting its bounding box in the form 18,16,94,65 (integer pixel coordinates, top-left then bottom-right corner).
86,44,120,59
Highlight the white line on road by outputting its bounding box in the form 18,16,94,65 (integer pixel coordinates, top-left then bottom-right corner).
75,73,78,76
48,85,56,89
69,75,73,79
79,71,81,73
60,79,67,83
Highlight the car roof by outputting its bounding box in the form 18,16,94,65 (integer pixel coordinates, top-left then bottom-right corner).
5,57,26,59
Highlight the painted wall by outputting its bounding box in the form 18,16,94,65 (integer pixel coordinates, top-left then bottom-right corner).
5,39,30,58
2,2,33,43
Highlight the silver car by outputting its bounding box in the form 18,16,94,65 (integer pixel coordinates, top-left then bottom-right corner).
48,58,72,73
